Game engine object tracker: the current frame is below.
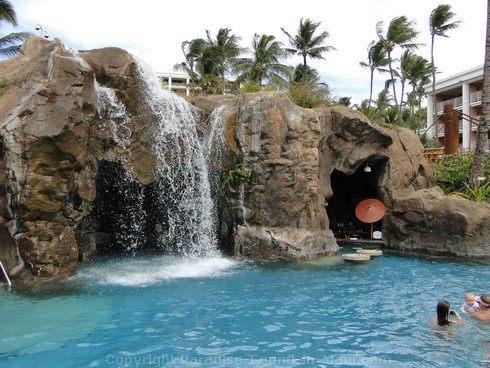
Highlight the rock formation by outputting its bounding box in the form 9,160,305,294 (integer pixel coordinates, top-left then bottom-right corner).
194,96,490,259
0,37,489,283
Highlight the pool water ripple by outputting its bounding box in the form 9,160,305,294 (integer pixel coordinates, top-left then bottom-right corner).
1,253,490,367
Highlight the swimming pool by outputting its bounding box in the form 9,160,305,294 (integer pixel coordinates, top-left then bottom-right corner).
1,250,489,367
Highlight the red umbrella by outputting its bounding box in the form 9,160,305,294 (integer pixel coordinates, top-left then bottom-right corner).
355,198,386,239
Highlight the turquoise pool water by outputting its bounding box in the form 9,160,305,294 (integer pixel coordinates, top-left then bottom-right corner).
1,251,490,367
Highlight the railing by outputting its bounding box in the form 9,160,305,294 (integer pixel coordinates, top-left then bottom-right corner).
424,148,445,164
424,144,490,164
436,97,463,114
470,90,483,104
0,260,11,287
435,90,483,114
434,120,466,137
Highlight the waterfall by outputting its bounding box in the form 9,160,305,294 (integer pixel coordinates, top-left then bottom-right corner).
95,82,132,148
92,58,219,257
133,60,218,258
201,106,227,171
95,82,146,252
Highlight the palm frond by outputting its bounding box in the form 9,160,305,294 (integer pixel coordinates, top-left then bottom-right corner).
0,0,17,25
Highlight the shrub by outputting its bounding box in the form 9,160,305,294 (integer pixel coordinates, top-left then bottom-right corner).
222,154,251,189
432,152,490,203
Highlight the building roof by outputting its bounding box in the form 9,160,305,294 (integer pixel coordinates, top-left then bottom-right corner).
423,65,483,94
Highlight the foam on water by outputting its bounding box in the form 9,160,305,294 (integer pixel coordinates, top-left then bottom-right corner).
75,256,239,287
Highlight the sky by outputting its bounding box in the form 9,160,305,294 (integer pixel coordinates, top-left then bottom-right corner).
1,0,487,104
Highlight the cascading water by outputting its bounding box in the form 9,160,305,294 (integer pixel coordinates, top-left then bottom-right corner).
201,105,227,172
133,60,218,258
92,57,219,258
95,82,146,252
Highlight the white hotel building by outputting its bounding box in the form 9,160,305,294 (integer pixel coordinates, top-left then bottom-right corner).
424,65,487,151
156,72,237,97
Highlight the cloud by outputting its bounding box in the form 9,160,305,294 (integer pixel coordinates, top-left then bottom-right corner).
3,0,485,104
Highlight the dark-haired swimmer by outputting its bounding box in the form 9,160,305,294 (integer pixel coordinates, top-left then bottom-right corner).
430,299,462,326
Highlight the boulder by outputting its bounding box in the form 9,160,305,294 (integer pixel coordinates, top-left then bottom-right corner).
384,187,490,257
1,37,489,283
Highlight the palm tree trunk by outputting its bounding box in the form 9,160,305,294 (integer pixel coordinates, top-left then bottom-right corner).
399,82,406,124
368,69,374,108
415,86,422,134
388,51,401,122
430,34,437,142
430,34,436,97
468,0,490,184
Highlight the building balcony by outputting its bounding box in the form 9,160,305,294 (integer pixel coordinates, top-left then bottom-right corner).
470,90,483,105
435,90,482,114
435,117,480,138
435,97,462,114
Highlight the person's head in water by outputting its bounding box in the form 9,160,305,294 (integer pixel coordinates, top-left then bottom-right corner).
477,294,490,310
436,300,452,326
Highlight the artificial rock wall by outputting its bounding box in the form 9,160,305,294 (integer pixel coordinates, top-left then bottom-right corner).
1,36,489,283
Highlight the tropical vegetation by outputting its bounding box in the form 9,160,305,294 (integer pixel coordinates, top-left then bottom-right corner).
468,1,490,185
432,152,490,204
171,9,443,132
3,2,487,190
174,17,337,107
0,0,30,58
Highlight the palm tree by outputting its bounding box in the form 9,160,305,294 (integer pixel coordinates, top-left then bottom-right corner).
173,38,208,92
429,4,461,95
393,50,432,125
468,0,490,185
353,98,378,120
288,64,331,108
394,50,415,118
199,28,245,94
359,40,389,108
233,33,291,88
375,88,393,112
370,88,394,124
281,18,336,68
0,0,15,23
174,38,208,75
405,54,432,132
178,28,244,95
0,0,30,58
376,16,420,123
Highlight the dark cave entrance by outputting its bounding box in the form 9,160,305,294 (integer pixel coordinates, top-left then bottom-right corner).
83,160,183,256
80,160,228,258
327,163,384,240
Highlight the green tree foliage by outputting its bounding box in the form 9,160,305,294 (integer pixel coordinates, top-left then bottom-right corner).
281,18,336,68
0,0,30,58
353,99,378,120
173,38,208,85
392,50,432,127
429,4,461,94
174,28,245,95
435,153,490,204
359,40,389,108
233,33,291,89
376,16,420,123
288,64,331,108
337,97,351,107
433,153,490,198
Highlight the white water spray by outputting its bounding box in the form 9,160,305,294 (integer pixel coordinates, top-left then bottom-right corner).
95,82,146,251
201,105,227,170
134,60,218,258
